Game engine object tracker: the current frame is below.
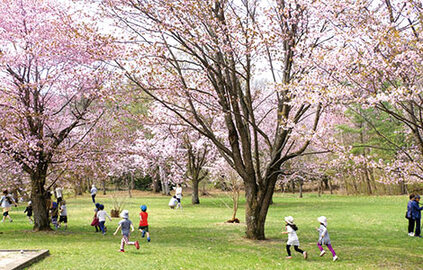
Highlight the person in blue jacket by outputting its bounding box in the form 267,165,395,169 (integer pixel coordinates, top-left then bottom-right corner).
411,195,423,237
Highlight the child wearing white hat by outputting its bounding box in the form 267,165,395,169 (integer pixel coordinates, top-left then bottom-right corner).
113,210,140,252
282,216,307,259
316,216,338,261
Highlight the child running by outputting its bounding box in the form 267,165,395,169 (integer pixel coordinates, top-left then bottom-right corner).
139,205,150,242
114,210,140,252
59,200,68,229
91,203,100,232
1,190,17,223
50,202,59,229
316,216,338,261
282,216,307,259
97,204,112,235
24,201,33,224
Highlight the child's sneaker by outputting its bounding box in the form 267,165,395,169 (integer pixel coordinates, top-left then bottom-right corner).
147,237,151,242
409,232,415,236
119,249,125,252
320,250,326,257
141,231,145,238
303,251,307,260
135,241,140,250
285,256,292,259
10,219,13,223
333,255,338,261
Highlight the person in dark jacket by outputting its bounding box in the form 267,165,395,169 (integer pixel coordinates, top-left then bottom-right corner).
411,195,423,237
407,194,416,236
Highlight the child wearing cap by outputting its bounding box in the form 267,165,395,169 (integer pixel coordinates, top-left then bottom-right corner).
24,201,33,224
114,210,140,252
316,216,338,261
282,216,307,259
139,205,150,242
91,203,101,232
1,190,17,223
97,204,112,235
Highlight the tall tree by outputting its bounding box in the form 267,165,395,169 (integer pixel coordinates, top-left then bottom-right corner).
0,0,116,230
105,0,338,239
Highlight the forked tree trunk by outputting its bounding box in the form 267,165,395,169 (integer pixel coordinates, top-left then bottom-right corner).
192,179,200,204
30,169,51,231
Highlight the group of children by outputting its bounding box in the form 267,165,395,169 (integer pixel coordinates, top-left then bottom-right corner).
282,216,338,261
90,200,151,252
406,193,423,237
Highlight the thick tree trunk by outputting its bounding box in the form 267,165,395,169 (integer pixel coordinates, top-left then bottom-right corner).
30,171,51,231
244,175,276,240
192,179,200,204
152,177,160,193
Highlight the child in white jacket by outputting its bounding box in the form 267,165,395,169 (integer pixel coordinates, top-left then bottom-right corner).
282,216,307,259
97,204,112,235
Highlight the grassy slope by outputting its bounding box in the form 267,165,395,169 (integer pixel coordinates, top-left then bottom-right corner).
0,192,420,270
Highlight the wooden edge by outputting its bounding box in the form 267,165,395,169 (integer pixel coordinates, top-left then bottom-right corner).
0,249,50,270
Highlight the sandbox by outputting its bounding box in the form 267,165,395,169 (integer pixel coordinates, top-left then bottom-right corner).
0,249,49,270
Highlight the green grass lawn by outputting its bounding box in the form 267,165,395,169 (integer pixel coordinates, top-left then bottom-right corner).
0,192,420,269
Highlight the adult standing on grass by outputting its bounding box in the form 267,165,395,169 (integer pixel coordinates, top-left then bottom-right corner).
174,184,183,209
407,194,416,236
90,184,97,204
0,190,17,223
410,195,423,238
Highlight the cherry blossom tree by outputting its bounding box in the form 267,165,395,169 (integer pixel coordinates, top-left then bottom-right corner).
104,0,340,239
320,0,423,183
0,0,117,230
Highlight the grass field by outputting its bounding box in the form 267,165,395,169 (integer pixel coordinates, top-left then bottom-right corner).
0,192,421,270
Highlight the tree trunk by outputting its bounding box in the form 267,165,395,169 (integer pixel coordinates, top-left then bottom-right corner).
30,171,51,231
244,175,277,240
399,180,406,195
299,180,303,198
152,177,160,193
127,174,132,198
232,189,240,220
102,179,106,195
192,179,200,204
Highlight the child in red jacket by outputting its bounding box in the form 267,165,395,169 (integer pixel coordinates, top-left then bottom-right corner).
139,205,150,242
